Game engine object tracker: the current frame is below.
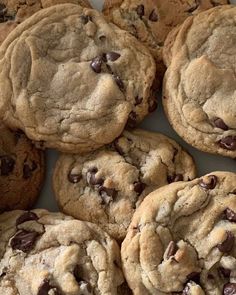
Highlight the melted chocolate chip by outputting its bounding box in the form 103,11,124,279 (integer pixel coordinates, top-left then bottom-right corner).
219,136,236,151
68,171,82,183
133,181,146,195
225,208,236,222
186,272,200,284
218,267,231,278
214,118,228,131
217,231,235,253
136,4,144,17
135,96,143,106
166,241,178,259
167,174,183,183
126,111,137,128
80,15,92,24
11,230,40,252
87,168,104,186
16,212,38,226
23,161,37,179
113,138,124,155
113,74,124,91
148,98,158,113
149,10,158,22
38,279,60,295
223,283,236,295
90,56,103,73
106,52,120,62
99,186,117,198
199,175,217,190
0,155,15,176
73,265,83,283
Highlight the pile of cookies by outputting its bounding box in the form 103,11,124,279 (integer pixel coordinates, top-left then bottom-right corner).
0,0,235,294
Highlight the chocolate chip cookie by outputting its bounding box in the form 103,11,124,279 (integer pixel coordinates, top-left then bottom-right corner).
53,129,197,241
0,123,44,212
0,209,124,294
102,0,229,81
121,171,236,294
163,6,236,158
0,4,156,153
0,0,91,45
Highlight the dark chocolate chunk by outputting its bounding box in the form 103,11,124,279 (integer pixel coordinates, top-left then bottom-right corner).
38,279,60,295
218,267,231,278
11,230,40,252
106,52,121,62
219,136,236,151
0,155,15,176
149,10,158,22
126,111,137,128
217,231,235,253
136,5,144,17
225,208,236,222
16,212,38,226
199,175,217,190
133,181,146,195
113,74,124,91
90,56,103,73
223,283,236,295
214,118,228,130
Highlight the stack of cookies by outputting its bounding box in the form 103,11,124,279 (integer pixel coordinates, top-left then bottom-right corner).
0,0,235,294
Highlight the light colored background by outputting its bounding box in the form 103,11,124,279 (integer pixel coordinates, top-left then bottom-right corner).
35,0,236,211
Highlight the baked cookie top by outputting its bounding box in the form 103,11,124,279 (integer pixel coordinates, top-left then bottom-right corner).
53,129,197,241
0,4,156,153
0,123,44,212
0,209,124,294
121,171,236,294
163,5,236,158
0,0,92,45
103,0,229,78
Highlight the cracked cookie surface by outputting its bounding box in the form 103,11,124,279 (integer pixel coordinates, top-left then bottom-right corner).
121,171,236,295
0,123,44,212
163,6,236,158
0,0,91,46
0,209,124,295
102,0,229,81
53,129,197,241
0,4,156,153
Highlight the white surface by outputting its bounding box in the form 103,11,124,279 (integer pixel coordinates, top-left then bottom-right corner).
35,0,236,212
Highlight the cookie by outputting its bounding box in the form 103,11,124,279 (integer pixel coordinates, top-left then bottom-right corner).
0,123,44,212
163,6,236,158
102,0,229,81
0,0,91,45
121,171,236,294
0,209,124,294
0,4,156,153
53,129,197,241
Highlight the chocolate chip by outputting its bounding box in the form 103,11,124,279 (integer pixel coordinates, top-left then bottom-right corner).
126,111,137,128
98,186,117,198
219,136,236,151
38,279,60,295
113,74,124,91
90,56,103,73
199,175,217,190
214,118,228,131
167,174,183,183
68,171,82,183
223,283,236,295
106,52,121,62
113,138,124,155
149,10,158,22
0,156,15,176
136,4,144,17
225,208,236,222
11,230,40,252
148,98,158,113
135,96,143,106
87,168,104,186
73,265,83,283
166,241,178,259
80,15,92,24
186,272,200,284
218,267,231,278
217,231,235,253
23,161,37,179
16,212,38,226
133,181,146,195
